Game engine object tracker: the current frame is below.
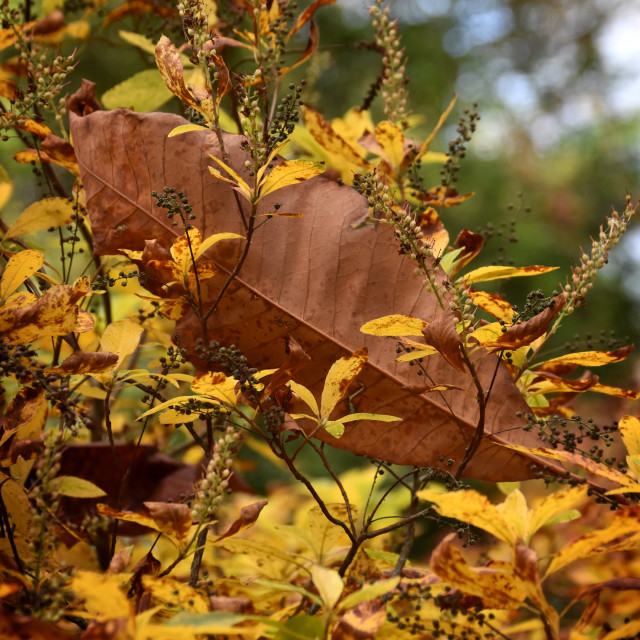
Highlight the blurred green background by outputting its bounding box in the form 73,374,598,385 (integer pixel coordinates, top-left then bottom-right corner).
2,0,639,393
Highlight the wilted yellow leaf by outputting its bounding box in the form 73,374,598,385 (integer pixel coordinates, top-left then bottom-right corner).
461,265,558,285
5,197,76,238
360,314,427,337
141,576,209,613
0,250,44,300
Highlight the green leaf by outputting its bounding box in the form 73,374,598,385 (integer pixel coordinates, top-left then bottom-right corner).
101,69,173,113
339,576,400,611
275,615,324,640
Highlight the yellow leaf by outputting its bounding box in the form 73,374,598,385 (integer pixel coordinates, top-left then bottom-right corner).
467,289,514,323
536,346,634,370
99,319,144,371
618,416,640,460
417,94,457,159
70,570,132,621
5,197,75,238
288,381,319,417
601,621,640,640
0,281,88,344
544,507,640,578
430,534,527,608
526,485,587,542
208,155,252,199
1,479,33,537
461,265,558,285
0,250,44,300
338,576,400,611
396,345,438,361
320,349,367,419
170,228,202,273
168,123,208,137
306,504,351,562
141,576,209,613
338,412,400,423
496,489,528,542
194,232,244,261
0,164,13,210
50,476,107,498
325,420,345,437
301,105,367,167
311,565,343,609
504,445,630,486
418,489,516,545
259,160,324,198
191,371,239,405
360,314,427,337
374,121,405,169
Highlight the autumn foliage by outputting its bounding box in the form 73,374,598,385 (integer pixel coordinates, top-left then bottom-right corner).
0,1,640,638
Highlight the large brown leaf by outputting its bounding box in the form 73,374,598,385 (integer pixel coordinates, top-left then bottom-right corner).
68,82,549,480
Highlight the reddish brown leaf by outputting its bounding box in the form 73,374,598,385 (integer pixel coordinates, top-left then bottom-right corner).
451,228,484,275
263,335,311,397
421,310,466,373
213,499,268,542
490,294,566,350
68,87,557,481
287,0,336,39
46,350,118,375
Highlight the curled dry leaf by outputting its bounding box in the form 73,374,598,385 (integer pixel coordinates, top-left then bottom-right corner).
488,294,566,350
213,499,268,542
68,83,556,481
